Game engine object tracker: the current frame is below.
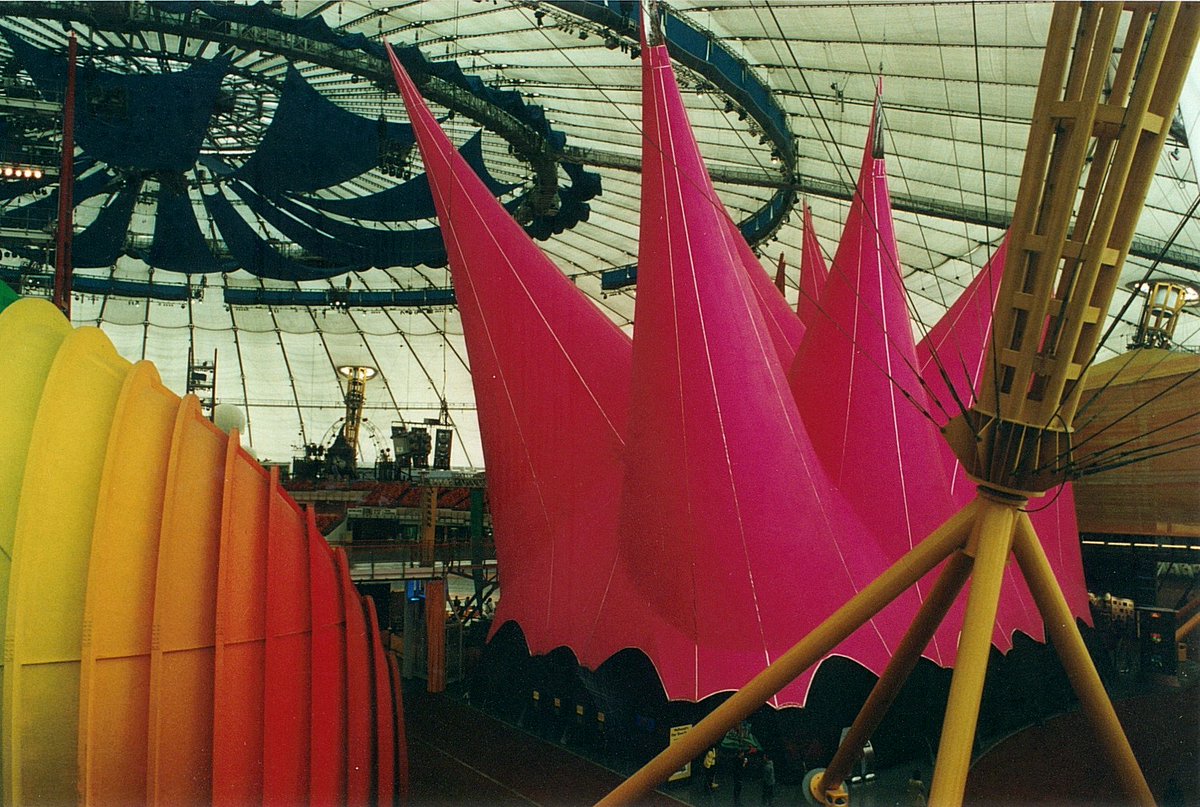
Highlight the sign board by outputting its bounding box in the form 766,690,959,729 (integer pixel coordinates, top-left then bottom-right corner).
668,724,693,782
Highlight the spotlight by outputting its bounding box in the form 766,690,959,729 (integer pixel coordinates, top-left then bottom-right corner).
2,167,12,177
578,30,588,41
605,35,619,49
723,100,734,113
534,9,544,26
630,46,640,59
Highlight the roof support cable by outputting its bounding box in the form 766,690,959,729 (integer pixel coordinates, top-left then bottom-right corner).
1070,339,1182,439
355,270,479,468
971,0,1006,434
1041,191,1200,439
759,1,975,428
1035,361,1200,476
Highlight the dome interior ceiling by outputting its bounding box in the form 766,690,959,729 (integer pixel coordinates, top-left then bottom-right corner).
0,0,1196,464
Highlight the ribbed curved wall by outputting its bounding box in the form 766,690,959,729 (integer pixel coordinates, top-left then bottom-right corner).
0,297,407,806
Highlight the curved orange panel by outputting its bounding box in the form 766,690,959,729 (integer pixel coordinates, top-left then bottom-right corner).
386,651,409,804
365,596,395,806
3,326,129,805
148,395,227,804
308,506,346,805
213,431,270,805
80,361,178,805
336,548,373,805
263,467,311,805
0,298,70,792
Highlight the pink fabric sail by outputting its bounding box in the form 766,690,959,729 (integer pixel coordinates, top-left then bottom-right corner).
387,45,634,657
797,203,830,328
604,36,910,705
916,240,1008,427
916,243,1090,633
721,212,806,367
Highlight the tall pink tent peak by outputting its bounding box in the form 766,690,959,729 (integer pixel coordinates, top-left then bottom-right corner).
915,241,1090,634
787,91,967,662
773,253,787,294
386,45,635,657
797,203,830,328
607,35,912,705
788,91,948,556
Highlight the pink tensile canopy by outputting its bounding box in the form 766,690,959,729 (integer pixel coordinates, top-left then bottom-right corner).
915,242,1090,632
607,36,912,705
720,212,806,367
788,93,968,662
796,203,830,328
386,44,636,657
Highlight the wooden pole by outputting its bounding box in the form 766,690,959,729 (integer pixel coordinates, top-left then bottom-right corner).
1012,514,1154,805
813,551,975,803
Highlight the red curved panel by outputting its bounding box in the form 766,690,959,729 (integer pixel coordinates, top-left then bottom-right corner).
365,596,395,805
213,432,269,805
386,652,409,804
263,467,311,805
308,506,347,805
336,548,373,805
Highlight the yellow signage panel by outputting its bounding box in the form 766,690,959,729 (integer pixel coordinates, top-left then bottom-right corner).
668,724,693,782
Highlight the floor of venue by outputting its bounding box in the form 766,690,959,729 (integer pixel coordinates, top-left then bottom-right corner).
405,680,1198,806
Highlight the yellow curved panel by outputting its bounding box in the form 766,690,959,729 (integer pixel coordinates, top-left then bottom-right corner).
2,325,130,806
147,395,227,805
0,298,70,792
79,361,180,805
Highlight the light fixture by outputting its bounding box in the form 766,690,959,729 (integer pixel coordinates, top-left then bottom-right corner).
0,164,46,180
1127,278,1200,306
337,365,378,381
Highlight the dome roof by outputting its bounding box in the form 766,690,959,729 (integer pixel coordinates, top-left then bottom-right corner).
0,1,1195,463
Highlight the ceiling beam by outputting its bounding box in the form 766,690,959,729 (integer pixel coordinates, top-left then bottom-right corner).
562,144,1200,273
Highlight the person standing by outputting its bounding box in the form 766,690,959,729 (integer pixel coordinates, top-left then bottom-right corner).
732,750,747,806
760,755,775,806
702,747,718,792
906,769,928,807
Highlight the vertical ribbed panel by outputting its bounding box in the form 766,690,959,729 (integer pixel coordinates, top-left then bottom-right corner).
0,299,406,805
213,433,270,805
81,361,176,804
4,325,129,805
